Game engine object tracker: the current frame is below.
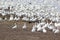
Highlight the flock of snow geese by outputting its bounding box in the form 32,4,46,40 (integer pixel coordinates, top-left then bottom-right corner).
12,21,60,33
0,0,60,34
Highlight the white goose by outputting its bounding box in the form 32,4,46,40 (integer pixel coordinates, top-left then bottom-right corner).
22,17,29,21
31,23,37,32
42,28,47,33
2,13,6,16
48,25,54,30
47,21,55,30
37,22,48,33
37,23,42,31
31,25,36,32
30,17,37,21
22,23,27,29
37,22,46,31
53,29,60,33
9,15,14,21
53,23,60,33
40,22,46,25
54,23,60,27
12,23,17,29
42,23,49,29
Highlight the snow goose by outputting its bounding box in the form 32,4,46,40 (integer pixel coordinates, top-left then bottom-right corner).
36,22,45,30
39,22,46,25
54,22,60,27
30,17,37,21
48,25,54,30
31,25,36,32
31,23,37,32
2,13,6,16
42,28,47,33
52,22,60,33
22,23,27,29
41,23,49,33
42,23,49,29
37,22,48,33
12,23,17,29
53,29,60,33
38,17,42,20
9,15,14,21
37,23,42,31
22,17,29,21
